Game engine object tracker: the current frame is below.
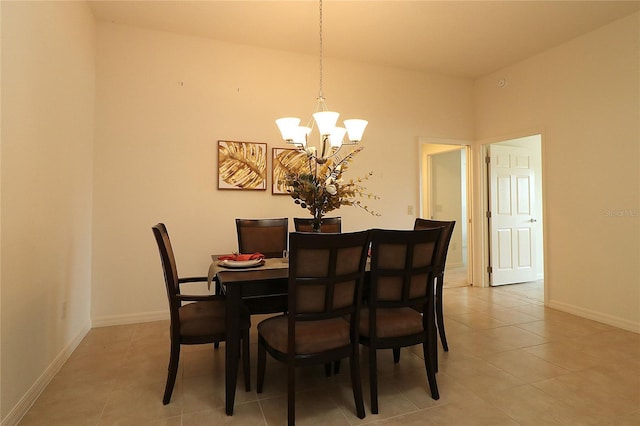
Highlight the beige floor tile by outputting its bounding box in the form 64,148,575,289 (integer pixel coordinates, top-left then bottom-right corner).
475,295,534,311
56,348,127,383
97,414,183,426
480,383,601,426
365,346,427,377
570,329,640,362
532,367,640,421
606,411,640,426
406,395,520,426
352,387,419,424
444,329,518,356
389,370,466,410
180,345,227,378
182,402,265,425
437,316,474,337
440,354,524,394
516,319,586,341
481,325,549,349
509,303,551,321
431,345,482,375
260,387,355,426
29,375,115,411
101,376,183,422
18,397,105,426
446,311,512,331
18,282,639,426
443,297,490,315
480,307,540,325
522,340,603,371
481,348,570,382
182,366,258,414
181,372,227,413
369,408,438,426
79,324,136,347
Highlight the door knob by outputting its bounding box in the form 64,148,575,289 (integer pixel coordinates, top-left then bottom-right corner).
529,218,537,223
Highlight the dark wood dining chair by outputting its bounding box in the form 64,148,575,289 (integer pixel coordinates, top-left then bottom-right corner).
359,228,442,414
293,216,342,233
152,223,251,404
257,230,370,425
234,217,289,313
413,218,456,354
236,217,289,258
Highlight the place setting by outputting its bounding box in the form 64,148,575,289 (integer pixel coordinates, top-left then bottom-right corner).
217,252,266,269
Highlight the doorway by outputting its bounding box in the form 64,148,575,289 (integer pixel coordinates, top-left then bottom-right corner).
420,141,471,288
485,135,544,287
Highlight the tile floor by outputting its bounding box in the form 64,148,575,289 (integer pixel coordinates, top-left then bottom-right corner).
18,282,640,425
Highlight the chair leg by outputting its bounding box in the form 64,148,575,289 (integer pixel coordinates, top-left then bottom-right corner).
242,330,251,392
257,336,266,393
333,360,341,374
214,341,220,349
422,342,440,400
349,353,366,419
428,281,439,374
163,340,180,405
436,276,448,352
324,363,333,377
369,347,379,414
287,362,296,426
392,347,401,363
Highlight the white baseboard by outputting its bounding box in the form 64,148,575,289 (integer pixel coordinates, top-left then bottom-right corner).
1,321,91,426
91,310,168,328
548,299,640,333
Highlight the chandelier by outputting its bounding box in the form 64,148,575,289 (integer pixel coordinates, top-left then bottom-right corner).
275,0,368,162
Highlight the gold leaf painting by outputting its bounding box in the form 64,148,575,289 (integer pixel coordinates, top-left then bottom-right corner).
218,141,267,190
272,148,308,194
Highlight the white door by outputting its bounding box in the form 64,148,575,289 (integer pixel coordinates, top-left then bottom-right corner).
488,144,538,285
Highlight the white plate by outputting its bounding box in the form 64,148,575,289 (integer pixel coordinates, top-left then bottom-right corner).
217,259,265,269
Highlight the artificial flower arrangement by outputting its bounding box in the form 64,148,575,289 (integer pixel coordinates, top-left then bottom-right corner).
276,146,379,231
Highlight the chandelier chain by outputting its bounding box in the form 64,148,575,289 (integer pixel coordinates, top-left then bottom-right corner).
318,0,324,101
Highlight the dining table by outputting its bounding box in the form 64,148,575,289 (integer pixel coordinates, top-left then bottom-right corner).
208,256,290,415
208,253,438,416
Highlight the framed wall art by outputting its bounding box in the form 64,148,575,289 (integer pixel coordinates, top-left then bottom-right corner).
272,148,308,195
218,140,267,190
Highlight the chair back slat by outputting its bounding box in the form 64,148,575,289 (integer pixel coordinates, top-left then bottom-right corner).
236,218,288,258
288,231,370,321
369,228,441,310
413,218,456,277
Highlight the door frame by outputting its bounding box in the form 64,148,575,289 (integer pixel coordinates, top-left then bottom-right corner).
418,137,473,286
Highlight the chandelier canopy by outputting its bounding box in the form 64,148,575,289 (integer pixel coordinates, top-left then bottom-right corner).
275,0,368,161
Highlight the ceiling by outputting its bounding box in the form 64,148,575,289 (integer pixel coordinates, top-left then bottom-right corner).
88,1,640,79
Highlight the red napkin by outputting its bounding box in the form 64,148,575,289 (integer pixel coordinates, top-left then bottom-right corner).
218,253,265,261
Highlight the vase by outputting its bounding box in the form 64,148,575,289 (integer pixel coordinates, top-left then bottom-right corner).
312,210,323,233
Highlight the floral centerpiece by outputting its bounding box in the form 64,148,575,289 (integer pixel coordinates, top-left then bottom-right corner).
274,146,379,232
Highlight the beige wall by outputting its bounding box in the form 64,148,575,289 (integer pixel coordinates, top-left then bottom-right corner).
1,2,638,423
474,13,640,330
91,23,474,325
0,1,96,422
